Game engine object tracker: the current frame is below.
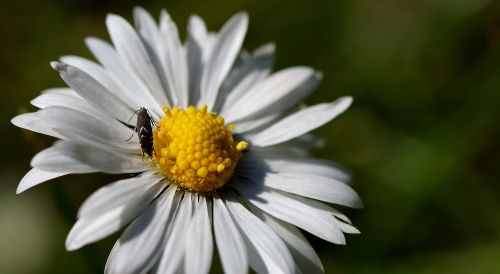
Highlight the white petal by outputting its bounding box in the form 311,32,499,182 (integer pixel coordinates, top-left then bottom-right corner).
248,145,310,159
31,141,145,174
248,97,352,147
37,106,137,151
222,43,274,97
223,67,321,123
156,192,194,274
186,15,208,46
269,187,355,225
50,61,135,123
333,218,360,234
85,37,163,117
241,153,351,182
239,171,362,208
133,7,162,55
266,191,359,233
106,14,170,106
203,34,218,61
16,168,69,194
105,241,121,274
77,172,163,218
232,111,280,134
66,176,165,250
224,191,295,274
213,197,248,274
281,133,326,150
243,235,268,274
251,206,324,274
11,112,62,138
106,185,178,274
30,91,132,131
19,98,135,148
219,43,275,113
134,8,179,106
31,90,84,109
30,88,81,108
159,10,189,108
200,12,248,110
29,144,98,174
234,181,346,245
185,15,207,106
60,55,141,112
40,87,80,96
185,196,213,274
246,178,354,225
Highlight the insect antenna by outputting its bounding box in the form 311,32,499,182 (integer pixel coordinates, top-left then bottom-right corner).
125,108,146,141
126,108,141,125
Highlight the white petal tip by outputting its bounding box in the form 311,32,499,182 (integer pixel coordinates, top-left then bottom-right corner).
106,13,119,20
294,66,316,76
266,42,276,53
10,115,23,127
65,236,82,251
16,185,26,194
351,229,361,235
84,36,99,47
235,11,249,21
133,6,146,14
227,12,249,29
188,14,206,30
160,9,172,20
354,199,364,209
189,14,202,22
334,235,347,245
65,243,74,251
65,243,80,252
353,196,365,209
254,42,276,56
50,61,66,72
343,189,363,209
16,174,38,194
340,96,353,107
106,13,123,26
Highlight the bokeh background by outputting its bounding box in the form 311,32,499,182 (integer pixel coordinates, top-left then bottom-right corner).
1,0,500,273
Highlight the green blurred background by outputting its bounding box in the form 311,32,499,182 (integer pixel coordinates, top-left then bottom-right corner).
1,0,500,273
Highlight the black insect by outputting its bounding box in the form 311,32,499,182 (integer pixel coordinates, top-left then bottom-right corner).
128,107,155,157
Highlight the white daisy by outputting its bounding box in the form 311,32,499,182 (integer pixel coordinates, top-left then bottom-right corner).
12,7,362,274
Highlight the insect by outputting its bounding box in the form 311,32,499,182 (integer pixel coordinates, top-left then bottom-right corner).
128,107,156,157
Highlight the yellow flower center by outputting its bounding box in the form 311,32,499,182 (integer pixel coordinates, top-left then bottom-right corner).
152,105,248,192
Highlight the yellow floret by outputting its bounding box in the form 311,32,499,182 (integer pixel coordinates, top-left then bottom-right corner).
152,104,247,192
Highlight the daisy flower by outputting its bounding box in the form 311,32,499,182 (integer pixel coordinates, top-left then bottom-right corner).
12,7,362,274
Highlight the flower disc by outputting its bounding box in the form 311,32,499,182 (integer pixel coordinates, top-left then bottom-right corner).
153,105,247,192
